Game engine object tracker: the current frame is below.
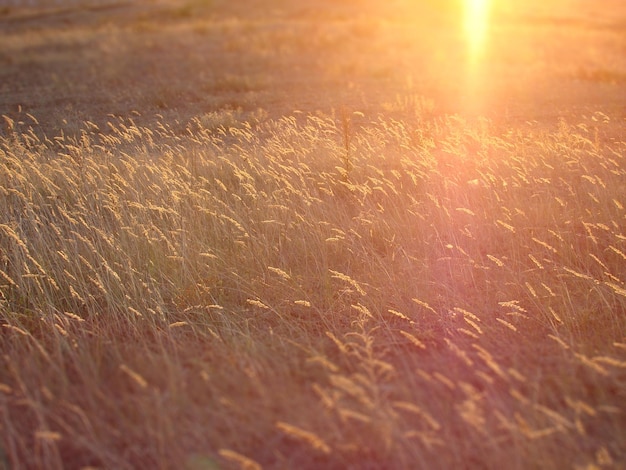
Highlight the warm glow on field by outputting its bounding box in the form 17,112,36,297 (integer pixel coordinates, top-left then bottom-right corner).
464,0,491,63
2,0,626,468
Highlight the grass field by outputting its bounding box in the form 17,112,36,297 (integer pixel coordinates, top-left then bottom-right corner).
1,0,625,468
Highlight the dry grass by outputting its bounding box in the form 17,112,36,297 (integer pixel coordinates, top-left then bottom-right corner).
1,0,626,468
1,0,625,135
0,107,625,469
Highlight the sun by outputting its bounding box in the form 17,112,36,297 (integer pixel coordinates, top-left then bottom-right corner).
464,0,491,63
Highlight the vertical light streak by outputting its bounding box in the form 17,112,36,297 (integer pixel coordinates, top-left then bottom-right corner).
463,0,491,113
464,0,490,66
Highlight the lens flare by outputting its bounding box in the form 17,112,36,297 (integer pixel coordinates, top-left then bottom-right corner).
464,0,490,64
462,0,492,113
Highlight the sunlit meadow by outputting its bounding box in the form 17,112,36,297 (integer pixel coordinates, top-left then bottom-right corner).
1,0,625,469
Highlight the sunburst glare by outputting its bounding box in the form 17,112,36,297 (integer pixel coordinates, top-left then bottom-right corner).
462,0,492,112
464,0,491,64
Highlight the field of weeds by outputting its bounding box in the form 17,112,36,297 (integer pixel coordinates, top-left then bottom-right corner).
2,108,625,469
1,0,625,469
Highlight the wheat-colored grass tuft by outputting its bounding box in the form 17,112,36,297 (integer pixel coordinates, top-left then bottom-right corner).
275,422,331,455
0,104,624,468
